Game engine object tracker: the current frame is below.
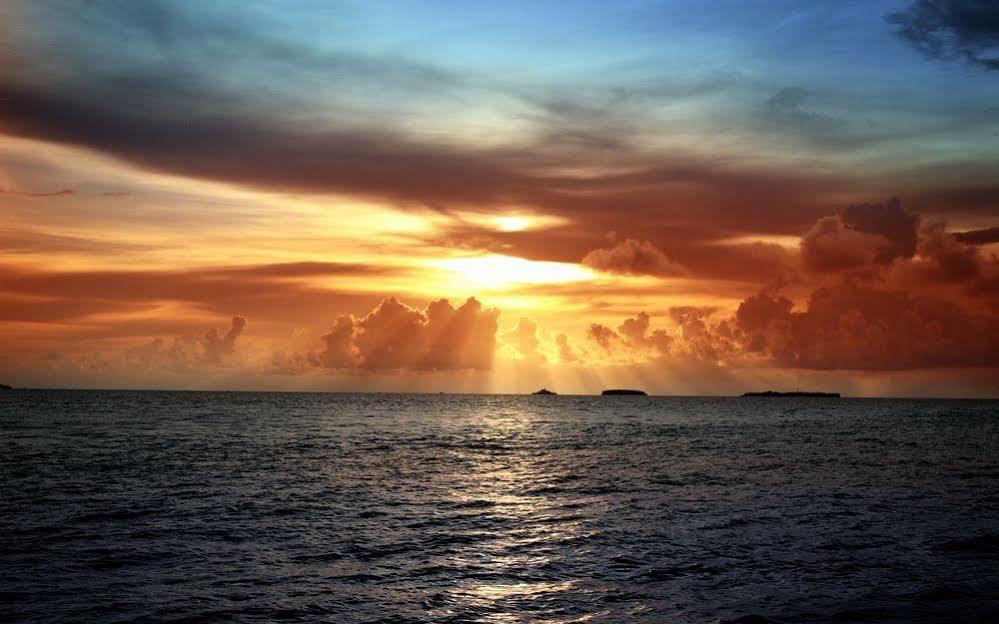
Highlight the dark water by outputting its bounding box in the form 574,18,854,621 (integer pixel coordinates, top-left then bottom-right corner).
2,391,998,623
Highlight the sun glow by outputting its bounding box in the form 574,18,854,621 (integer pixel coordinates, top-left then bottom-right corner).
434,255,595,288
449,211,570,233
494,216,531,232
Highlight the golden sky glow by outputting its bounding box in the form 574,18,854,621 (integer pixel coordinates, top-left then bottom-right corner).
433,256,597,289
1,2,999,396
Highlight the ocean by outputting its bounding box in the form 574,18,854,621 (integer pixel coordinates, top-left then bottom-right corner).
1,390,997,623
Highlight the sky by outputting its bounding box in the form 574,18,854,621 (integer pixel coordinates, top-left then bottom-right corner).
1,0,998,396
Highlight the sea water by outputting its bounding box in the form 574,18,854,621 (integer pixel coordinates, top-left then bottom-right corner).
2,391,997,622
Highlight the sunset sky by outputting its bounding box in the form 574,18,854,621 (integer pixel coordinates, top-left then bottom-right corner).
2,1,998,396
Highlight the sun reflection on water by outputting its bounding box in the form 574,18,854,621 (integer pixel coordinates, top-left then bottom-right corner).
423,406,596,621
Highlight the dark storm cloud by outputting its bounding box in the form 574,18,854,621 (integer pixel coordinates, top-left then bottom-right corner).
887,1,999,70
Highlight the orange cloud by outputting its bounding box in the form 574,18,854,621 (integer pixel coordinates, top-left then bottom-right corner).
125,316,247,372
304,297,500,372
582,239,686,277
503,317,545,362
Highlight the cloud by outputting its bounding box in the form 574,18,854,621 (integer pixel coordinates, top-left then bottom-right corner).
911,221,982,282
587,323,620,351
0,2,861,266
801,198,921,272
126,316,247,371
586,279,999,372
954,226,999,245
617,312,673,354
736,291,794,334
839,198,920,262
203,316,247,363
309,297,500,372
0,229,150,255
795,200,998,299
0,187,75,197
801,215,887,272
582,239,686,277
503,317,546,362
695,280,999,371
555,333,579,363
586,312,673,360
315,316,358,369
887,1,999,70
668,307,733,363
763,87,845,137
752,282,999,370
0,262,396,326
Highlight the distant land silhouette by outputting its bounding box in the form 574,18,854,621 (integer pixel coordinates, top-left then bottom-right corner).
602,389,647,396
533,388,557,395
742,390,841,398
0,384,13,391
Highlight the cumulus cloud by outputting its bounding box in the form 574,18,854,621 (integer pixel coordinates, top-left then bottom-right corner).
126,316,247,371
203,316,247,363
307,297,500,372
587,268,999,371
839,198,920,262
669,307,734,362
617,312,673,354
738,282,999,370
555,333,579,363
800,215,887,272
503,317,546,362
617,311,653,348
910,222,982,282
587,311,673,359
588,323,620,351
736,292,793,333
639,280,999,371
800,198,931,272
316,316,357,369
582,239,686,277
797,199,998,301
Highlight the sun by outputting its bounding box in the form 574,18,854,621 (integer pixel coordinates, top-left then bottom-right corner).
494,216,532,232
